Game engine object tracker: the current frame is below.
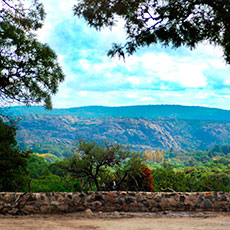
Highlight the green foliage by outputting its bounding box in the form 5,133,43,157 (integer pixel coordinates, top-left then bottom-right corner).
27,155,81,192
120,155,154,191
48,160,68,178
3,130,230,193
152,163,187,192
115,153,146,191
27,153,49,179
0,118,29,191
27,154,230,192
149,160,230,192
74,0,230,65
67,139,131,191
30,172,62,192
161,145,230,166
209,145,230,156
30,171,81,192
35,153,60,163
0,0,64,108
101,153,154,191
24,142,230,193
19,142,73,158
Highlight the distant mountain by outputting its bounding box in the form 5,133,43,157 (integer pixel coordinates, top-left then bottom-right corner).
15,114,230,157
2,105,230,156
2,104,230,121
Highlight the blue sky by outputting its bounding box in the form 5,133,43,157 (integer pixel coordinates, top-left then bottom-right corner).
38,0,230,109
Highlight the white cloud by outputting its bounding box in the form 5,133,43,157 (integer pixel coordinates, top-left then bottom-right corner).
168,63,207,88
125,92,139,99
53,86,230,110
78,91,88,97
35,0,230,109
132,52,208,88
208,59,228,69
224,80,230,86
127,76,141,86
37,0,74,42
78,59,91,71
139,97,156,103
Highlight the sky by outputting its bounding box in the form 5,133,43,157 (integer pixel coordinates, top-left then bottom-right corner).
38,0,230,109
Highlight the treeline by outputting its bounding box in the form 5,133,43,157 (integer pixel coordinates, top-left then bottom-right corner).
150,160,230,192
18,140,230,163
18,142,73,158
26,153,230,193
144,146,230,165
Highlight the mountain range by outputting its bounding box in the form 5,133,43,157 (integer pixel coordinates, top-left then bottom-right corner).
3,104,230,121
2,105,230,156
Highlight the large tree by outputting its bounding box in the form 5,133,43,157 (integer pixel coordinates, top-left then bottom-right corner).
0,118,29,191
74,0,230,64
67,139,131,191
0,0,65,109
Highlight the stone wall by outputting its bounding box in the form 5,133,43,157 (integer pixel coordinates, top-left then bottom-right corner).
1,191,230,214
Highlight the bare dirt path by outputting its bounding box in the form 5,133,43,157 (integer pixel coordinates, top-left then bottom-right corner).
1,212,230,230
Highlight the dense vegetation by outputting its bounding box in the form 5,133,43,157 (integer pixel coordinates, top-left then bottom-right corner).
24,145,230,193
1,119,230,193
0,118,29,191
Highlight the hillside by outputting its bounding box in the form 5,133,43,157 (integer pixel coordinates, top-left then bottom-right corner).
3,104,230,121
15,114,230,157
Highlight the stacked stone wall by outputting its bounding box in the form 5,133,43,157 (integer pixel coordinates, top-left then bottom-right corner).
1,192,230,214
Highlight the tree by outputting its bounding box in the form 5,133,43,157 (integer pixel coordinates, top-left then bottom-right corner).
143,150,156,162
74,0,230,64
140,165,154,192
156,149,164,163
115,154,154,191
0,0,65,109
151,163,187,192
27,153,49,179
67,139,131,191
0,118,29,191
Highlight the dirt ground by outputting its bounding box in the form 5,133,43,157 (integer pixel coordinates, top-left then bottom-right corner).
1,212,230,230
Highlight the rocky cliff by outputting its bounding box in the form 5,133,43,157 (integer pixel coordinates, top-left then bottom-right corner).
16,114,230,155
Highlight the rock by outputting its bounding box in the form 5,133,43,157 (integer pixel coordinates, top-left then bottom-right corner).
221,195,228,201
147,194,153,199
114,198,123,205
179,195,186,203
94,194,103,201
92,201,102,207
1,191,230,214
108,193,115,198
113,211,120,216
85,208,93,215
184,199,193,206
125,197,135,204
203,200,213,210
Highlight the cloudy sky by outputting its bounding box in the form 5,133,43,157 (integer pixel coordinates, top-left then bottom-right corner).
38,0,230,109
